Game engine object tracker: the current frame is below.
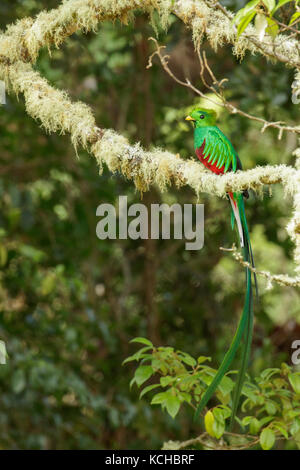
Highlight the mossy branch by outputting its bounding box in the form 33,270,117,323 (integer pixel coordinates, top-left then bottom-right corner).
1,0,300,67
1,61,298,197
221,245,300,288
0,0,300,276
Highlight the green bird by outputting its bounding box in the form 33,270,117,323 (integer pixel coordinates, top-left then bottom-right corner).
185,108,257,426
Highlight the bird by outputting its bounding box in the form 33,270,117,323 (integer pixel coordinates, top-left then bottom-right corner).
185,107,257,427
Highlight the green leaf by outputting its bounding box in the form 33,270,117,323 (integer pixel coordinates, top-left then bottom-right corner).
197,356,211,364
260,428,276,450
123,355,139,365
237,11,257,37
151,392,169,405
290,417,300,436
165,395,181,418
289,11,300,25
242,416,253,426
122,346,152,364
272,422,288,439
265,400,277,415
139,384,160,399
178,353,196,367
288,373,300,394
273,378,286,389
249,417,261,434
261,368,280,380
286,409,300,419
160,376,174,387
280,397,293,410
212,413,226,438
140,354,154,364
177,391,192,404
216,389,231,405
266,17,279,38
204,410,215,437
134,365,154,386
130,337,153,347
272,0,292,14
232,0,260,25
288,374,300,394
212,418,225,439
213,407,226,423
259,416,274,427
212,408,226,439
218,375,235,395
219,405,231,419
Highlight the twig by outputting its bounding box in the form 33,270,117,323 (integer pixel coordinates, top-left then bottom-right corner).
147,37,300,140
220,244,300,288
166,431,260,450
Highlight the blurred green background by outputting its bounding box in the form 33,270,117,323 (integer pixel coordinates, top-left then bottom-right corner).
0,0,299,449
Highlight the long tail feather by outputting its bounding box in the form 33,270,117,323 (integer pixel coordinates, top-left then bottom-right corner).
230,283,253,428
194,274,251,420
194,192,257,424
230,194,255,427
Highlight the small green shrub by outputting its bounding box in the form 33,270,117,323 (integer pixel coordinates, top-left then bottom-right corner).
125,338,300,450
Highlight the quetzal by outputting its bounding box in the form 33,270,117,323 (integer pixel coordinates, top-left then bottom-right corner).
185,108,257,426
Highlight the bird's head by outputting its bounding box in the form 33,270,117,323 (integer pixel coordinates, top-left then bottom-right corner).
185,108,217,128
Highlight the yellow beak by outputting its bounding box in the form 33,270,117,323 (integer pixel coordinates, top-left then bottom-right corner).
185,115,195,121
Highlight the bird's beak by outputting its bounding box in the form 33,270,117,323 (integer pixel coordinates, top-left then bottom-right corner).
185,115,195,121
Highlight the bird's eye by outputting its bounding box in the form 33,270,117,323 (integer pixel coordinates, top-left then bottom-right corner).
200,114,205,119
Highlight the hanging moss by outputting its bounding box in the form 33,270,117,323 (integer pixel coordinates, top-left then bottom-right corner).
0,0,300,282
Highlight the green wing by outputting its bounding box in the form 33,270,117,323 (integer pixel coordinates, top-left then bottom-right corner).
203,127,238,172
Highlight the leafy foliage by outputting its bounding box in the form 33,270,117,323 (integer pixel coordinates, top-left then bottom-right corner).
126,340,300,449
232,0,296,37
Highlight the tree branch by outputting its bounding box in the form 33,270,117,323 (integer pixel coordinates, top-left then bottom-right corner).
147,37,300,139
0,0,300,275
221,245,300,288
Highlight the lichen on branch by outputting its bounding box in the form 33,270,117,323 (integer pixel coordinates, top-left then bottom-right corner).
2,61,297,197
0,0,300,281
1,0,300,67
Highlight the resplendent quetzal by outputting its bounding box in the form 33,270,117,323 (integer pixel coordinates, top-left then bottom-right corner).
185,108,257,426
